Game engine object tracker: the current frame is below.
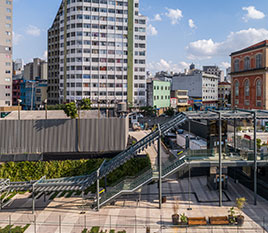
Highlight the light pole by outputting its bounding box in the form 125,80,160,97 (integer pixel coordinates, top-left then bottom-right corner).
18,99,22,120
75,100,81,152
44,99,48,120
98,100,100,119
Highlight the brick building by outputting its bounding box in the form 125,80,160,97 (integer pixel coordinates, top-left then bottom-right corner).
231,40,268,110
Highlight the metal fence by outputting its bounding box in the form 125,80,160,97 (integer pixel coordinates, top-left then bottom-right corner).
0,118,128,154
1,214,267,233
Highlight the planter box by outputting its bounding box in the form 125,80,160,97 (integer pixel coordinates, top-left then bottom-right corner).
209,216,229,225
188,217,207,226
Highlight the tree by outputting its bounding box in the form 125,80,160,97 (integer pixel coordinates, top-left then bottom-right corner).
81,98,92,110
165,107,175,117
64,102,78,119
140,106,156,117
257,138,262,150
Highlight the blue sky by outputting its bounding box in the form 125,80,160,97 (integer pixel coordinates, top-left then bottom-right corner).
13,0,268,74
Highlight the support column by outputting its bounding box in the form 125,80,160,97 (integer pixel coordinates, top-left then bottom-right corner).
0,191,2,210
219,112,222,207
158,124,162,209
188,119,191,149
253,112,257,205
32,185,35,214
187,164,192,210
234,118,237,151
97,170,100,211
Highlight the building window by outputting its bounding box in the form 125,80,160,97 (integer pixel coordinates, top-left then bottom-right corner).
244,57,250,70
256,54,262,69
244,79,249,97
234,59,239,72
256,79,262,97
235,80,239,97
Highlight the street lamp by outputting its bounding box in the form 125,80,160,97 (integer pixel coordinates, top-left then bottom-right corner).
18,99,22,120
44,99,48,120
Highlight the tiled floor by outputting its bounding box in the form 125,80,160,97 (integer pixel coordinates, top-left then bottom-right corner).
0,176,267,233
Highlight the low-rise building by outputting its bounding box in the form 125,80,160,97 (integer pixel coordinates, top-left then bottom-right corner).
147,79,171,110
218,81,231,108
172,69,218,109
171,90,189,112
12,79,24,105
20,79,47,110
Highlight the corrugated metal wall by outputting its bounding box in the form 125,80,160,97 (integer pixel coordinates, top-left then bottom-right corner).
0,118,129,154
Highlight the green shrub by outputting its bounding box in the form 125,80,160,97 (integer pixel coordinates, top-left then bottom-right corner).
90,226,100,233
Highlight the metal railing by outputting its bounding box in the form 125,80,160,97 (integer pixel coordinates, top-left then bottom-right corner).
0,214,267,233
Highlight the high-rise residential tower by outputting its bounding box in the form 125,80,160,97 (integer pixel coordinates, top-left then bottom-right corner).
0,0,13,106
47,0,147,107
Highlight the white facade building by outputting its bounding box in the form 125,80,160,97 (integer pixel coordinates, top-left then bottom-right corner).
172,71,218,107
48,0,147,107
0,0,13,106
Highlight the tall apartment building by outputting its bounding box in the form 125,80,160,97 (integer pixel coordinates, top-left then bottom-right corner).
0,0,13,106
24,58,48,80
47,0,147,106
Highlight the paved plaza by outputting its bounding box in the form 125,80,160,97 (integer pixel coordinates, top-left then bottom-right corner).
0,176,267,233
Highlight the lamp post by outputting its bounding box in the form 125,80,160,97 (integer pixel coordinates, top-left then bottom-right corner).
98,100,100,119
44,99,48,120
18,99,22,120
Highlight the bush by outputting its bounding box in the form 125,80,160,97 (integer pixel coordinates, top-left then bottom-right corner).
0,156,151,195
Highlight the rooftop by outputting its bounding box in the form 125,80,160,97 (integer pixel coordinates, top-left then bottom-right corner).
1,110,101,120
230,40,268,56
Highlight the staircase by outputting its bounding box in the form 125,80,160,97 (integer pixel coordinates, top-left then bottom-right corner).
96,154,188,208
81,113,187,189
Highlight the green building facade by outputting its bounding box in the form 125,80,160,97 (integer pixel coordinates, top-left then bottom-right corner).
147,80,171,109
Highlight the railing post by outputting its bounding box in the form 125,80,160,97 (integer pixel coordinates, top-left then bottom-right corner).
59,215,61,233
34,214,36,233
253,111,257,205
158,124,162,209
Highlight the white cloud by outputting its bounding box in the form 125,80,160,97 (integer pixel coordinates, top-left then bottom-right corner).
165,8,183,25
42,50,48,61
220,62,231,69
187,39,219,59
13,32,23,45
25,25,41,37
147,24,158,36
242,6,265,21
153,14,162,21
188,19,197,29
148,59,189,73
187,28,268,60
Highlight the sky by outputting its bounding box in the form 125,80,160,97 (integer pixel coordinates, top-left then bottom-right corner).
13,0,268,74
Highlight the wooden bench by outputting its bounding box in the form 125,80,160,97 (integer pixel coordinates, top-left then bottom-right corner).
209,216,229,225
188,217,207,226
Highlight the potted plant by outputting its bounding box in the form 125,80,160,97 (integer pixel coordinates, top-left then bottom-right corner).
228,207,236,224
172,198,180,225
180,213,188,225
236,197,246,226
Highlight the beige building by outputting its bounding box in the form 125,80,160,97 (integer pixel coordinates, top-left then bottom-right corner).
0,0,13,106
24,58,47,80
35,82,48,109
